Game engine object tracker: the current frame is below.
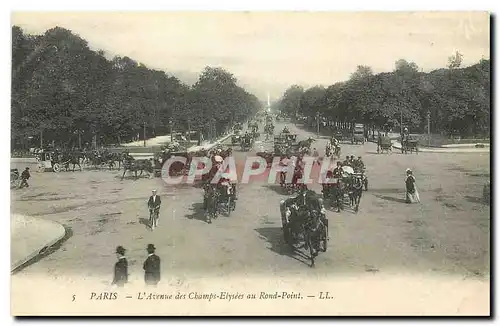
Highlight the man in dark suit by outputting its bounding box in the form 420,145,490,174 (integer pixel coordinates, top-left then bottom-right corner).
147,190,162,225
19,167,31,188
143,244,161,286
112,246,128,287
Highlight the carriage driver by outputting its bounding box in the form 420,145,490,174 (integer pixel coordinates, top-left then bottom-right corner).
343,156,350,166
333,161,343,178
355,156,365,172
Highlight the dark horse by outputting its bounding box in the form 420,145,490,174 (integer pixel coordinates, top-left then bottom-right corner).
347,176,364,212
303,208,328,268
121,158,153,180
203,184,219,224
60,152,82,172
322,178,347,213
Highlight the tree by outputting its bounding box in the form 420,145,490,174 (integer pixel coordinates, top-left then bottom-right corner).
11,26,260,150
350,65,373,81
448,51,463,70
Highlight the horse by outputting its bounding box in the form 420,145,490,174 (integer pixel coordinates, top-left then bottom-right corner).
121,158,153,180
347,176,363,212
325,142,332,158
330,179,347,213
303,207,328,268
203,184,219,224
60,152,82,172
297,137,316,151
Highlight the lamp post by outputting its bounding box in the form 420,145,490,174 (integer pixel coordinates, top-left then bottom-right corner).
316,112,320,137
169,118,173,144
427,110,431,146
143,121,146,147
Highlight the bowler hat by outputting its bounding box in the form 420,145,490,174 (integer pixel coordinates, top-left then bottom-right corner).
116,246,126,255
147,244,156,251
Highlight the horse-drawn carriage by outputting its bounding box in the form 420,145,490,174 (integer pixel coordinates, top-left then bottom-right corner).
203,177,237,224
321,166,364,213
264,123,275,140
240,135,253,151
377,136,393,154
334,131,351,143
401,136,419,154
10,168,20,188
274,134,299,156
280,190,329,267
231,131,242,146
36,151,61,172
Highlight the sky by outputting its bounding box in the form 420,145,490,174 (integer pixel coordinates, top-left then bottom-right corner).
11,12,490,100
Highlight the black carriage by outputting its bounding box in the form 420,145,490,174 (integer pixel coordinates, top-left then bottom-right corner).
231,133,242,146
377,136,393,154
240,136,253,151
280,194,329,267
352,131,365,145
401,137,419,154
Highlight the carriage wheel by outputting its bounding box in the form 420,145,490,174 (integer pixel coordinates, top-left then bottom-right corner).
226,197,232,216
52,163,61,173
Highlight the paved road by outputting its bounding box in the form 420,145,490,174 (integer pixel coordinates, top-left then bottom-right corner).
10,119,490,301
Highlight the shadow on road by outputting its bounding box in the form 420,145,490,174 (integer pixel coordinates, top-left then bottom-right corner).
464,195,489,205
262,184,289,196
254,227,312,267
185,202,207,222
369,188,402,194
374,194,407,204
139,217,150,230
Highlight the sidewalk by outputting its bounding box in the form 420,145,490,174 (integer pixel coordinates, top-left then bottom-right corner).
11,214,66,272
187,133,234,152
392,141,490,153
122,134,174,147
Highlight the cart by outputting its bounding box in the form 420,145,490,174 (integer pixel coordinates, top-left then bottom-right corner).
36,151,61,172
377,136,393,154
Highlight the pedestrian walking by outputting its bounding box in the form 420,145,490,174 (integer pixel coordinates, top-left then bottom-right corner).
143,244,161,286
111,246,128,287
405,168,420,204
19,167,31,189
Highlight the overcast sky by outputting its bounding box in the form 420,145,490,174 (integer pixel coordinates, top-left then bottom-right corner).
11,12,490,100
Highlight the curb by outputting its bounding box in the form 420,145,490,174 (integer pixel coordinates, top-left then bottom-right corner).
11,214,66,272
392,142,490,153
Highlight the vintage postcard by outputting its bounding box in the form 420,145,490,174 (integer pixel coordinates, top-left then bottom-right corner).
10,11,490,316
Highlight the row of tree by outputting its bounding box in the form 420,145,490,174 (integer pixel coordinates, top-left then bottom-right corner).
276,54,490,137
12,26,261,149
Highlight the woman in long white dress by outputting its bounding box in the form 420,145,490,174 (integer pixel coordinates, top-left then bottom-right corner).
405,168,420,203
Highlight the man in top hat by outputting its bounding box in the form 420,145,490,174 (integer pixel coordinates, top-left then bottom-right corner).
112,246,128,287
143,244,161,286
147,190,161,225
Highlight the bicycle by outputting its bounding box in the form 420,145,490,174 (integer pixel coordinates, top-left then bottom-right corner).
149,206,160,230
